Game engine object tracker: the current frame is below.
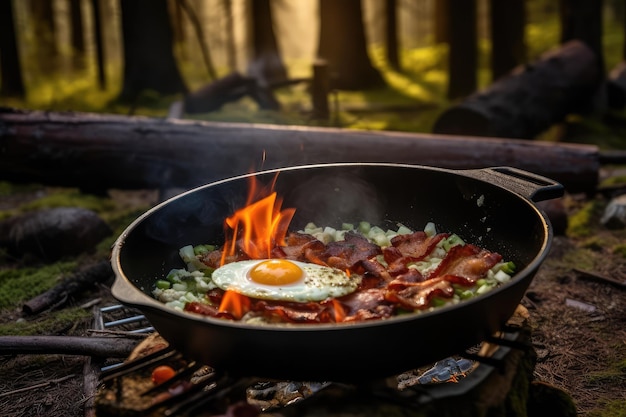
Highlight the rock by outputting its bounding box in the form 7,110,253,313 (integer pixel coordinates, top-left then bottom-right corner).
600,193,626,229
537,198,568,236
0,207,112,262
527,381,577,417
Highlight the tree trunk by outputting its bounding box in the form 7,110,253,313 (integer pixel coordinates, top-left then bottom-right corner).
433,0,448,44
446,0,477,99
385,0,400,70
69,0,86,63
606,3,626,109
489,0,526,81
30,0,59,64
119,0,188,101
247,0,288,86
433,41,601,139
559,0,605,76
318,0,385,90
0,108,601,194
0,0,26,98
223,0,237,71
91,0,106,89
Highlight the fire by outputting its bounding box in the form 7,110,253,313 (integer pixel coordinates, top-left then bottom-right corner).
218,290,251,320
220,175,296,263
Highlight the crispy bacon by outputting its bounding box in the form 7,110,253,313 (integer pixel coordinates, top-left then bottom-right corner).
429,244,502,284
187,230,507,323
251,300,333,323
390,232,449,260
384,277,455,310
320,232,381,271
184,301,237,320
271,232,326,264
337,288,395,322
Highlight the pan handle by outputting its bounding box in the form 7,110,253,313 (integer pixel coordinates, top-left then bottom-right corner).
461,167,565,202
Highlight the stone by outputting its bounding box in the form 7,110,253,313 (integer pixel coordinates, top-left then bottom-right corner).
600,193,626,229
0,207,112,262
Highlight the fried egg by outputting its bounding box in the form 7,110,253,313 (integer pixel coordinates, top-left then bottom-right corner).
211,259,360,302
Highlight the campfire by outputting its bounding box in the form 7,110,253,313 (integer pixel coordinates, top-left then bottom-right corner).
94,304,535,417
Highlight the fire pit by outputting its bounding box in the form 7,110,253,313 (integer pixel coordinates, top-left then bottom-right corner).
95,305,535,417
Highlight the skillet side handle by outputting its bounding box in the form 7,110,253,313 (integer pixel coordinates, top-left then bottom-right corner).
462,167,565,202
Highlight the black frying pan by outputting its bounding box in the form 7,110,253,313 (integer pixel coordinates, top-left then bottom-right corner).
111,163,563,381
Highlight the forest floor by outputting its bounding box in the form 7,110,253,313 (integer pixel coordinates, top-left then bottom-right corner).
0,116,626,417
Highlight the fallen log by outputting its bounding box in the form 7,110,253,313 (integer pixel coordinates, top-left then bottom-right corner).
0,335,137,357
22,261,113,315
0,107,600,193
433,40,602,139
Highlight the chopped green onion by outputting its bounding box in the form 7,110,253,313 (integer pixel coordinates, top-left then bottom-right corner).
156,280,171,289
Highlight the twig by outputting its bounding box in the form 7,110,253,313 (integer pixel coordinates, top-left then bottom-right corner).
0,374,76,398
573,268,626,289
23,261,113,315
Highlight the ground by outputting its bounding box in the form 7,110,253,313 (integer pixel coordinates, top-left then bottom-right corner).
0,153,625,417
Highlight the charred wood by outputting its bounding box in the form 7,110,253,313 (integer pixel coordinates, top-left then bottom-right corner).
0,335,137,357
0,107,600,193
433,40,602,139
22,261,113,315
183,72,279,114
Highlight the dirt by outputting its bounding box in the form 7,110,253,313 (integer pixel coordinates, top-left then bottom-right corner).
1,177,625,417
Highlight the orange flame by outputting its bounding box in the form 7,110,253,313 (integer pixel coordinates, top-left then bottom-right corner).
218,290,251,320
331,299,347,322
221,175,296,264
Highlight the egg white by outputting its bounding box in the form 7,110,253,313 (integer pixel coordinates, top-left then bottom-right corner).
211,259,361,302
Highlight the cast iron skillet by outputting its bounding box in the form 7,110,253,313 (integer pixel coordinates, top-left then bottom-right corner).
111,163,564,382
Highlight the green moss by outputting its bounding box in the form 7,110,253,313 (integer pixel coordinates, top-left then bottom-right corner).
0,307,91,336
599,175,626,188
581,236,611,252
0,181,43,197
567,200,605,238
587,399,626,417
612,243,626,259
585,359,626,384
19,189,116,214
0,262,76,309
556,248,601,272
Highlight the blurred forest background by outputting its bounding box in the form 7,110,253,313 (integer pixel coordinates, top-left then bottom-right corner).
1,0,625,137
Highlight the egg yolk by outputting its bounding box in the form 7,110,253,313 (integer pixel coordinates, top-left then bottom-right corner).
249,259,303,285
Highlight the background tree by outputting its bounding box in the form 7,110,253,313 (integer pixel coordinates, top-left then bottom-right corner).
385,0,400,70
0,0,26,98
223,0,237,72
119,0,188,101
68,0,86,68
317,0,384,90
446,0,477,99
247,0,288,86
489,0,526,80
30,0,59,65
433,0,448,44
559,0,605,75
91,0,106,89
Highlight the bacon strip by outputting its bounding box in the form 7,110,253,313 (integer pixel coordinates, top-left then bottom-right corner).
189,231,506,323
429,244,502,284
390,232,449,260
320,232,382,271
384,277,455,309
270,232,326,264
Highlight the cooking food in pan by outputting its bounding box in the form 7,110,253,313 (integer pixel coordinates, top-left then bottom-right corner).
153,219,516,324
111,164,564,381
